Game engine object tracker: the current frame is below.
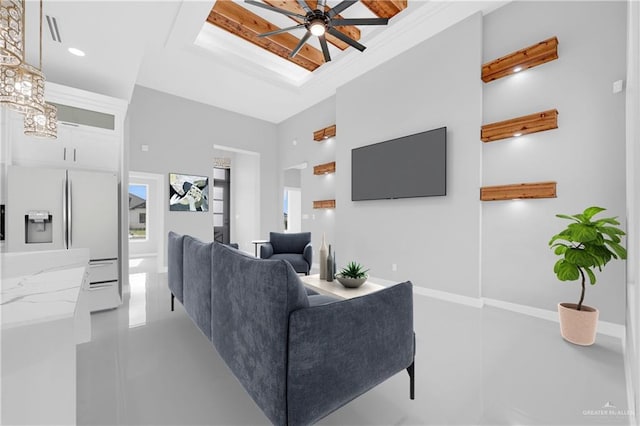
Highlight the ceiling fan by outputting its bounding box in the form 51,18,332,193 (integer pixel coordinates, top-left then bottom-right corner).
244,0,389,62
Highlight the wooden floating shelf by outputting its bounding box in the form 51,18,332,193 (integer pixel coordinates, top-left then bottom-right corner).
481,109,558,142
480,182,557,201
313,124,336,141
482,36,559,83
313,199,336,209
313,161,336,175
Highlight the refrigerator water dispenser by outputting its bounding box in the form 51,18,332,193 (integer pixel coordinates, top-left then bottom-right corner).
25,211,53,244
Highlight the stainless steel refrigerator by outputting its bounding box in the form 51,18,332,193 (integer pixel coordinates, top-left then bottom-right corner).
7,165,120,311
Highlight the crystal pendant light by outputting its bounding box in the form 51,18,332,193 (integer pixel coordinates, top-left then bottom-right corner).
0,0,24,66
24,101,56,138
0,0,45,114
0,62,45,113
22,0,55,138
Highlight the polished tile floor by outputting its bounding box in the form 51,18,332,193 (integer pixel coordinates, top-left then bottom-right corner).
78,257,631,425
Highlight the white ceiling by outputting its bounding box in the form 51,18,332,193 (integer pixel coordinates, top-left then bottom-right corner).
32,0,507,124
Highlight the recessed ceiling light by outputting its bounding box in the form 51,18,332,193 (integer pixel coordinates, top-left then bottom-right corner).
68,47,85,57
513,133,523,137
513,66,522,73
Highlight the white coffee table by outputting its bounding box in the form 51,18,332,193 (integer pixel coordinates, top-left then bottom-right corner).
299,274,385,300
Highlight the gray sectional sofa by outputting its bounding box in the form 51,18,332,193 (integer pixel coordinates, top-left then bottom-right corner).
167,232,416,425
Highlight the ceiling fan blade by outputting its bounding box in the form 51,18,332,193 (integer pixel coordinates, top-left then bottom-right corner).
318,0,327,10
327,27,365,51
258,24,305,37
327,0,358,18
290,30,312,58
319,35,331,62
296,0,313,14
331,18,389,26
244,0,306,20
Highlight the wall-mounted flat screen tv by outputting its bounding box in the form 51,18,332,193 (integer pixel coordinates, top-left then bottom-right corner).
351,126,446,201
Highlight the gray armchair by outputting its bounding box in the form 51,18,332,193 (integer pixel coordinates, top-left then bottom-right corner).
260,232,312,275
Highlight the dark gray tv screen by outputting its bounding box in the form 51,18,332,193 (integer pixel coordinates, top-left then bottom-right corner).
351,126,446,201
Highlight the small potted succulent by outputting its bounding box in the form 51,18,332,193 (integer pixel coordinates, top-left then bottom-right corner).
336,261,369,288
549,206,627,345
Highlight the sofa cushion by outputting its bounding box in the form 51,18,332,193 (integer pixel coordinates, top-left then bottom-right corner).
182,235,213,339
308,294,339,307
270,253,309,273
269,232,310,254
167,232,185,302
210,242,308,426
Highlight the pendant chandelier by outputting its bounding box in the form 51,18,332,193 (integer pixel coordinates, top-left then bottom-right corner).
0,0,24,66
0,61,45,114
24,100,55,138
0,0,56,138
22,0,55,138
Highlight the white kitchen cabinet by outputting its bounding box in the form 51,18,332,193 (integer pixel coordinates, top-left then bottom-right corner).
9,112,120,172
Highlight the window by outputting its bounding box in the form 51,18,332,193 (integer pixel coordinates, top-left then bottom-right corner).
129,184,147,240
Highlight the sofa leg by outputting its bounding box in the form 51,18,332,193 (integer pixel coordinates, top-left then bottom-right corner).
406,361,415,400
171,293,175,312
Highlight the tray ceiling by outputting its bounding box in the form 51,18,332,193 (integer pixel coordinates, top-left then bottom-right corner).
205,0,408,72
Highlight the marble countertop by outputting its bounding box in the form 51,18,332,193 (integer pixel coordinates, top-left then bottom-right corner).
1,249,90,329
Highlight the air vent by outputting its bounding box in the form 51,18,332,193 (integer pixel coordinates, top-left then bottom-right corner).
50,103,115,131
46,15,62,43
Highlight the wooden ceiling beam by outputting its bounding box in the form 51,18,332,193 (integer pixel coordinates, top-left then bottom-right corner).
361,0,407,18
208,0,323,72
263,0,361,51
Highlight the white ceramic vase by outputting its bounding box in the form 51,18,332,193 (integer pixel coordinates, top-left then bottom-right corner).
319,233,328,280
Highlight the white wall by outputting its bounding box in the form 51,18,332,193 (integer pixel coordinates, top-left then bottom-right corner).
277,97,337,262
283,168,301,188
625,0,640,417
482,1,628,324
275,2,629,327
336,13,483,295
230,152,260,253
128,86,279,265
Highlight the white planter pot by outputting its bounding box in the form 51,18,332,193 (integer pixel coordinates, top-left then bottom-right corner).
557,303,599,346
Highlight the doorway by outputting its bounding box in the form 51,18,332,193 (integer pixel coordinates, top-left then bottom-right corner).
283,167,303,233
128,171,164,272
213,167,231,244
284,188,301,232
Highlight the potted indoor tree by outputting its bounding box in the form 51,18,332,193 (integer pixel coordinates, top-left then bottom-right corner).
549,206,627,345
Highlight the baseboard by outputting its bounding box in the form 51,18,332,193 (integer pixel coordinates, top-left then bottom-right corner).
412,286,484,308
410,288,625,339
129,253,157,258
483,297,625,340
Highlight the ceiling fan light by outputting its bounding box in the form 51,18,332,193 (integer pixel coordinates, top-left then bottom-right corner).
309,20,325,36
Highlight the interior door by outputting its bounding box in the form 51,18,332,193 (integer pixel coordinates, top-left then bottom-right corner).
67,169,118,260
213,167,231,244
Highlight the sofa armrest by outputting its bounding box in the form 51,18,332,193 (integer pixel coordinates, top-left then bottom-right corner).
302,242,312,267
260,242,274,259
287,282,414,425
